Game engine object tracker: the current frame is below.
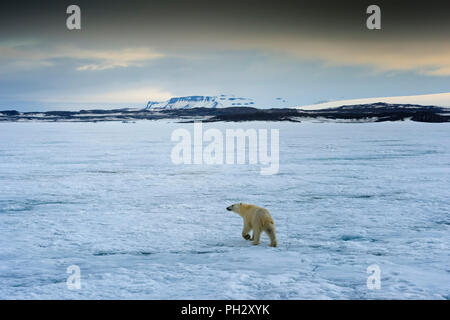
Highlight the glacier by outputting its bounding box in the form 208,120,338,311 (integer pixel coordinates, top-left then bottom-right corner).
0,121,449,299
298,92,450,110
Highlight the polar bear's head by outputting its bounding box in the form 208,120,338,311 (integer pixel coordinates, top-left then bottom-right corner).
226,202,243,214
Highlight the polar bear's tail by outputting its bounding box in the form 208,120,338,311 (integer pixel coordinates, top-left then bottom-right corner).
265,224,278,247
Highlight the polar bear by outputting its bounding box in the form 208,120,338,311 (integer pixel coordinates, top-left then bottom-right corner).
226,203,277,247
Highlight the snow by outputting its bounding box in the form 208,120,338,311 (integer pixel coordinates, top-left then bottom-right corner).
0,121,449,299
298,92,450,110
146,95,255,109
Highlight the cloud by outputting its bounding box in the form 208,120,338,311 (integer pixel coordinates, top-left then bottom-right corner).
228,35,450,77
81,87,173,103
0,44,164,71
2,33,450,77
38,87,173,104
71,48,164,71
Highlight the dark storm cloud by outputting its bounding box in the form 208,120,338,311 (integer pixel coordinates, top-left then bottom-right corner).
1,0,450,41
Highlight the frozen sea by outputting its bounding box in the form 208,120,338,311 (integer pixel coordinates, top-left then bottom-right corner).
0,121,449,299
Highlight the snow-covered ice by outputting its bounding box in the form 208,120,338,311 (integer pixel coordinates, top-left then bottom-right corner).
297,92,450,110
0,121,449,299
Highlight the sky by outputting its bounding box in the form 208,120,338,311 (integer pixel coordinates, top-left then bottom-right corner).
1,0,450,111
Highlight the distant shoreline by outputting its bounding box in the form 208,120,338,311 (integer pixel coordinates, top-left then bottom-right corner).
1,103,450,123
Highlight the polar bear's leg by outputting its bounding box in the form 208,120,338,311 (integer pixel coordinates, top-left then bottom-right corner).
265,225,277,247
242,223,252,240
252,228,262,245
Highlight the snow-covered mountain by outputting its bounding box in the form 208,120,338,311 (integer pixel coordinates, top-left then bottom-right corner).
146,92,450,111
297,92,450,110
145,95,255,110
